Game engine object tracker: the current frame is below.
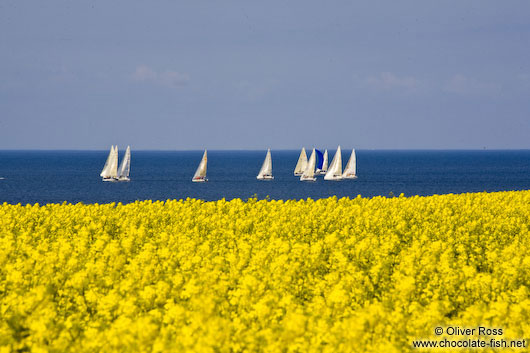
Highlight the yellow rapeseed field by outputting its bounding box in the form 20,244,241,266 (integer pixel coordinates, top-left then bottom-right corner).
1,191,530,352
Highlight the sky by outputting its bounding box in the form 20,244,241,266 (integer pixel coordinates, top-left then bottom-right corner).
1,0,529,150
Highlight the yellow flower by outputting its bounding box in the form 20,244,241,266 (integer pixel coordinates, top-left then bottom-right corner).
1,190,529,352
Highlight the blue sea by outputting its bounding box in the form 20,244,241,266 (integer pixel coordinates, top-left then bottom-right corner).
0,150,529,205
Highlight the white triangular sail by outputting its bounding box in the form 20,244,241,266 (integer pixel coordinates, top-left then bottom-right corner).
192,150,208,182
118,146,131,180
324,146,343,180
322,149,328,172
257,149,273,180
100,145,114,178
101,145,118,179
301,148,317,181
293,148,308,175
109,145,119,179
342,149,357,179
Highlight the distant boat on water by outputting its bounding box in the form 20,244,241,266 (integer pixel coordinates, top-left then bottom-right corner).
100,145,131,182
192,150,208,182
342,149,357,179
257,148,274,180
315,149,328,175
324,146,343,181
320,149,328,174
294,148,308,176
117,146,131,181
300,148,317,182
96,146,350,182
100,145,118,181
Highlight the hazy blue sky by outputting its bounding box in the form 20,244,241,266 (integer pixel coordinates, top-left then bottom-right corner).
1,1,529,149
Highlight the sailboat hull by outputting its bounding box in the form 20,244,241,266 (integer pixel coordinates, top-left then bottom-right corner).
343,175,357,179
257,175,274,180
300,176,316,182
103,176,130,182
192,177,208,182
324,176,343,181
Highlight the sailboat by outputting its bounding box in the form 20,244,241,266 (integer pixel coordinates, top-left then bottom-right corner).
315,149,329,175
100,145,118,181
342,149,357,179
300,148,317,182
192,150,208,182
316,149,328,175
315,149,324,175
293,148,308,176
257,148,274,180
117,145,131,181
324,146,343,181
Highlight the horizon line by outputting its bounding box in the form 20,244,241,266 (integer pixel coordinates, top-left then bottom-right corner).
1,148,529,152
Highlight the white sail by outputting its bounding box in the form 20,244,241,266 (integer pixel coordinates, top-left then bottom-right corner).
109,145,119,179
324,146,343,181
117,145,131,181
101,145,119,180
293,148,308,175
322,149,328,172
192,150,208,182
257,148,274,180
100,145,114,178
342,149,357,179
301,148,317,181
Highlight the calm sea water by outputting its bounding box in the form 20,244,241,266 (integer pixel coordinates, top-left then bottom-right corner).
0,150,529,204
